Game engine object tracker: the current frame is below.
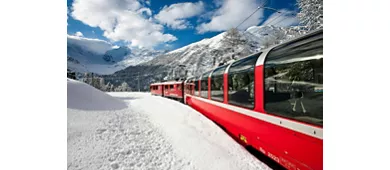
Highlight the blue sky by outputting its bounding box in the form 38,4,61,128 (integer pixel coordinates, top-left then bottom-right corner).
67,0,299,51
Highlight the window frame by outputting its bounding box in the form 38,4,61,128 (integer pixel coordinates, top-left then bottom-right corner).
177,84,181,91
210,65,228,102
263,31,323,127
194,77,200,96
187,77,195,95
227,53,261,109
200,71,211,99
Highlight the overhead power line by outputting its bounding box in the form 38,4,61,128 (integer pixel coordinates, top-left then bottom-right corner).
235,6,262,29
265,11,284,26
271,13,296,26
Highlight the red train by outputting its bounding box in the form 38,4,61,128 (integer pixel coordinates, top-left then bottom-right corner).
150,81,185,101
150,29,323,170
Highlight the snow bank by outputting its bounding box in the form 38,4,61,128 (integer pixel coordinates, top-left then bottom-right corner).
68,91,271,170
111,92,271,170
67,79,127,110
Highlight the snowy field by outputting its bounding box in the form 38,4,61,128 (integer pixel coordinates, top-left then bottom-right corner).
67,79,272,170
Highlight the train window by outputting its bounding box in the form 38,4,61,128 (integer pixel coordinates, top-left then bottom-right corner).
189,78,195,95
165,85,168,90
177,84,181,91
185,80,190,94
170,85,174,89
200,71,211,98
264,32,323,126
188,80,193,94
187,79,191,94
211,65,228,102
228,53,260,109
194,77,200,96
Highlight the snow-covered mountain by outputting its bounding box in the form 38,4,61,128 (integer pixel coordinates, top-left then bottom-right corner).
67,35,165,75
113,47,168,69
103,25,307,90
142,25,306,77
103,46,131,63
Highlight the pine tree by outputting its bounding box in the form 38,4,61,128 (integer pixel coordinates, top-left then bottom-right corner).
221,28,248,58
99,78,106,91
297,0,323,31
219,28,250,65
110,84,114,92
119,82,130,92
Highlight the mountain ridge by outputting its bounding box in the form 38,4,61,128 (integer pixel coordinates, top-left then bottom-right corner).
102,25,307,90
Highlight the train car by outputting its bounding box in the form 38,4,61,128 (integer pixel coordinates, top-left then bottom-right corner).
150,83,164,96
151,81,184,101
184,29,323,170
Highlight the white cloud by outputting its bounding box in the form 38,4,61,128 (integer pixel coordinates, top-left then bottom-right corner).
155,1,205,29
261,9,299,27
67,34,113,54
75,31,83,37
71,0,177,48
212,0,224,8
196,0,264,33
137,7,152,16
67,8,69,26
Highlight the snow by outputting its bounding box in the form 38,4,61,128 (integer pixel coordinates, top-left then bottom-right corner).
67,42,165,75
196,32,225,48
166,32,225,55
68,79,271,170
67,79,127,110
67,34,113,55
83,64,125,75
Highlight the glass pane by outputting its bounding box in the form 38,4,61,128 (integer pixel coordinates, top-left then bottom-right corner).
228,71,255,108
200,72,210,98
227,53,259,109
264,32,323,126
194,79,200,96
212,65,228,77
211,75,224,101
229,53,260,73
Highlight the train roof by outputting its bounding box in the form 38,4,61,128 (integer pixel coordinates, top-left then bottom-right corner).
189,29,323,80
150,81,183,86
264,28,323,52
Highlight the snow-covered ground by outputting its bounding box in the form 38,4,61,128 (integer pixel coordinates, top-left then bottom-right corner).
68,79,271,170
